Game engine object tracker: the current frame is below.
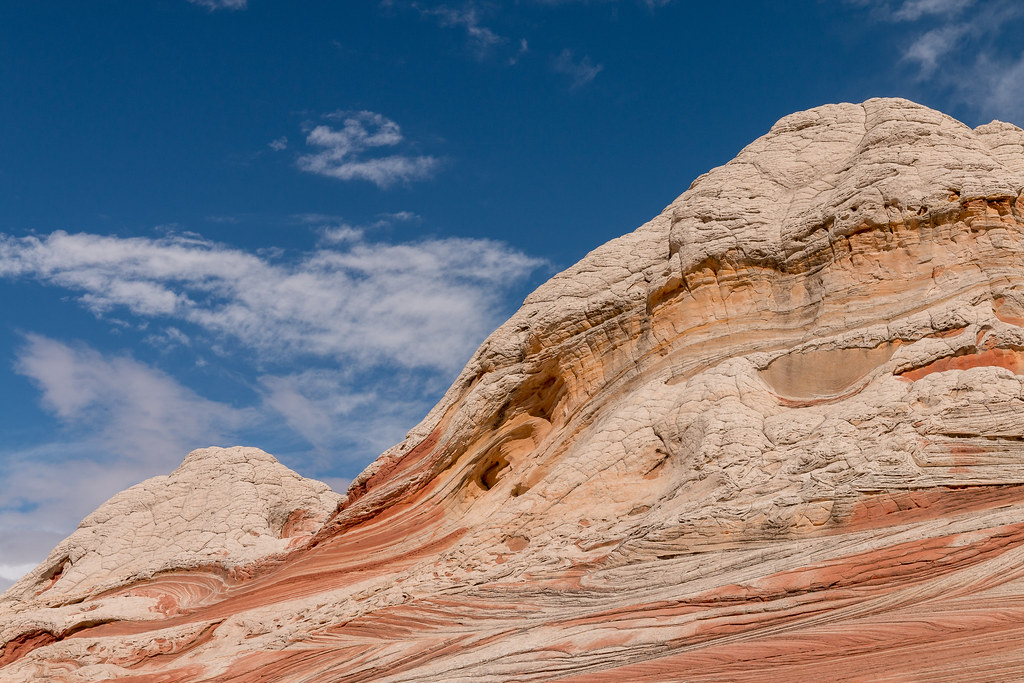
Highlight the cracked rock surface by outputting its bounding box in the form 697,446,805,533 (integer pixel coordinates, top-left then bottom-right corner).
3,98,1024,681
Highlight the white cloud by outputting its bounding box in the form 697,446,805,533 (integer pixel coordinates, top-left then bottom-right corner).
260,372,363,449
268,136,288,151
188,0,247,10
0,229,544,373
296,111,440,188
311,211,420,245
0,563,36,581
552,49,603,89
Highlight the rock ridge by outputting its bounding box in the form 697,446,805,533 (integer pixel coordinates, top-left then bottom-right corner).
3,98,1024,681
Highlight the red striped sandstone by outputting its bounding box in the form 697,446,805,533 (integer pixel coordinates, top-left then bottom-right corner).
3,98,1024,681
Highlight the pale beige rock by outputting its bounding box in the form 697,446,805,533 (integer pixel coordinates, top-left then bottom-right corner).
0,447,339,636
3,98,1024,682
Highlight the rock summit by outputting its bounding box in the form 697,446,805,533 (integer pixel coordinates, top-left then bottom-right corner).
3,98,1024,681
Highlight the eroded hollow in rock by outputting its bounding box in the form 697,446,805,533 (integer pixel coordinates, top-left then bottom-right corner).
459,415,551,501
494,367,567,427
475,454,510,491
760,341,900,399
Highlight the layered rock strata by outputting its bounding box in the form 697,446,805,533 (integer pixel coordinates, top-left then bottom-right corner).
3,98,1024,681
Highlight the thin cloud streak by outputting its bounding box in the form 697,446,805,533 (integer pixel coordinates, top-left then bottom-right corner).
311,211,421,245
187,0,247,10
532,0,673,7
420,4,504,55
891,0,975,20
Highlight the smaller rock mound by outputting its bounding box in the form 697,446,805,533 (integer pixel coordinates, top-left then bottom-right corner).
1,446,341,607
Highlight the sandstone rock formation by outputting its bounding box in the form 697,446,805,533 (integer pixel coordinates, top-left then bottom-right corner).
3,98,1024,681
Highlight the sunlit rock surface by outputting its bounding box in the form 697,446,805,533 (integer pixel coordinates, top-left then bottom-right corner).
3,98,1024,681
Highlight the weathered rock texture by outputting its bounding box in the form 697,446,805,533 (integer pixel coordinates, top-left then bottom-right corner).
3,98,1024,681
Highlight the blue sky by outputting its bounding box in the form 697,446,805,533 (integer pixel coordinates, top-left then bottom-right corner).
1,0,1022,587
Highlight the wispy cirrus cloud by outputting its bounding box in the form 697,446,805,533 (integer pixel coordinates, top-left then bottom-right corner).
385,1,532,61
902,24,969,76
851,0,1024,123
296,111,440,188
385,1,671,75
552,49,603,89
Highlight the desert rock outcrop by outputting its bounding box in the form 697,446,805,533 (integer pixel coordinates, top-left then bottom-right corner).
3,98,1024,681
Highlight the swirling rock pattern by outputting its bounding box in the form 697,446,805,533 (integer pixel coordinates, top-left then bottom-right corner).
3,98,1024,681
